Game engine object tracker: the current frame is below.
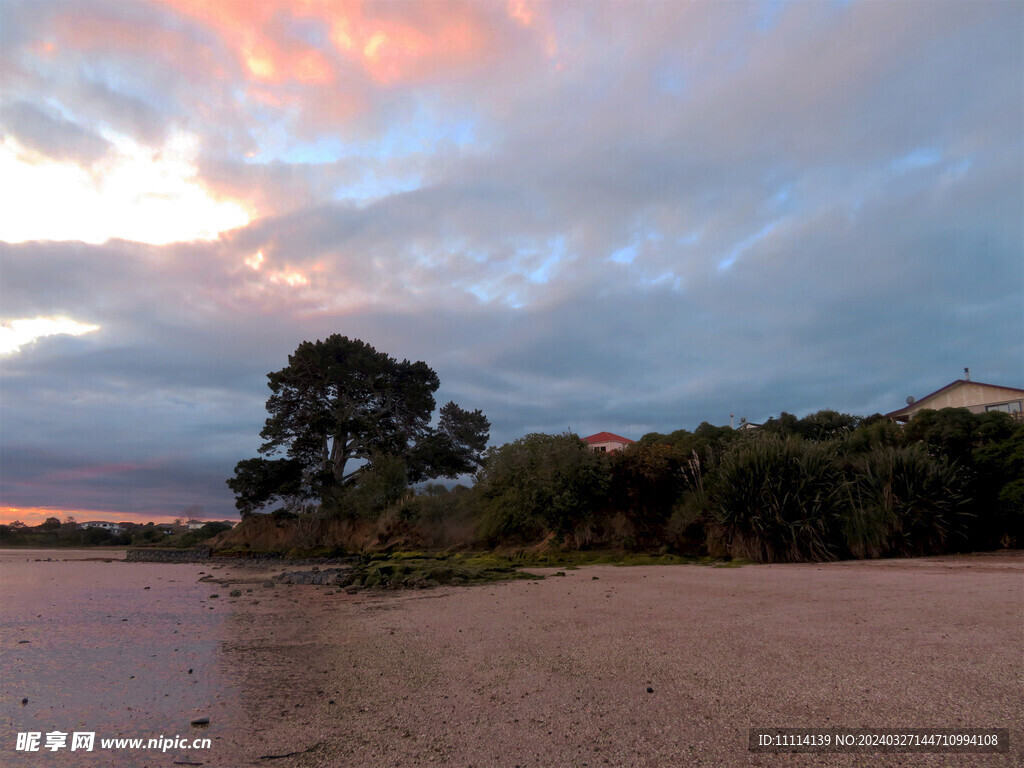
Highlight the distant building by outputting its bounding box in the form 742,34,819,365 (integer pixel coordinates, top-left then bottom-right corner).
183,519,236,530
736,420,761,432
581,432,634,453
886,379,1024,423
80,521,125,534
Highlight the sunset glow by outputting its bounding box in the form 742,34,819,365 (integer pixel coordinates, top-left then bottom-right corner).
0,506,182,526
0,317,101,356
0,133,250,245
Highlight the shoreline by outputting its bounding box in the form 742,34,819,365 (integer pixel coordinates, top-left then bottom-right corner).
210,551,1023,767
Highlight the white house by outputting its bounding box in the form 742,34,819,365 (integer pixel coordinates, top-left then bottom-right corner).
80,521,125,534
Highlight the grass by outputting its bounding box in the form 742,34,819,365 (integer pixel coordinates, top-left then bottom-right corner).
341,551,538,589
334,548,745,589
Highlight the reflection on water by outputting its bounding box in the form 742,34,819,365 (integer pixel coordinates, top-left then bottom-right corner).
0,549,239,766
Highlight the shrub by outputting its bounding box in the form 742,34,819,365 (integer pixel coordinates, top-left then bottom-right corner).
845,445,969,558
706,434,848,563
177,521,233,548
475,433,610,544
609,442,686,544
328,453,409,519
969,422,1023,548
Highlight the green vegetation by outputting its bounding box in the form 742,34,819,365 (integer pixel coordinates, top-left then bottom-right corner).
0,519,232,549
341,551,537,589
0,518,132,548
324,549,720,589
221,388,1022,565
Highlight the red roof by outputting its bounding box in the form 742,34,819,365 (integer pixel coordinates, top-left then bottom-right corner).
581,432,634,445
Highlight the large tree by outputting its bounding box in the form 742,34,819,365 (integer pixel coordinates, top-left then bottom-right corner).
228,335,489,516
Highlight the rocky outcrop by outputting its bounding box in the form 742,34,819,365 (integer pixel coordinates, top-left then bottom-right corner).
126,547,212,562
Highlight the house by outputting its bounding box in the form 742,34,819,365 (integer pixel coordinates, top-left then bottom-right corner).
736,420,761,432
581,432,634,453
80,521,125,534
886,378,1024,423
185,519,207,530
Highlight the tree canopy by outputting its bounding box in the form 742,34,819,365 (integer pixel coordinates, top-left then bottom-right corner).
228,335,489,516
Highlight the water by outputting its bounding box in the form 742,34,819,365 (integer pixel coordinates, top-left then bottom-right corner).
0,549,240,766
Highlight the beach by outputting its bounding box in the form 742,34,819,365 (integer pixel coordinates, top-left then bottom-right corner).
3,550,1021,767
219,551,1022,767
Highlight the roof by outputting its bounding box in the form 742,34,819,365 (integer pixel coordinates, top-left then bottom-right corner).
581,431,634,445
886,379,1024,418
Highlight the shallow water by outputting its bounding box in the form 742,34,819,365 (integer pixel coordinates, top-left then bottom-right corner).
0,549,240,766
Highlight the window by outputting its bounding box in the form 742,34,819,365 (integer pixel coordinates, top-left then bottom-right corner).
986,400,1022,413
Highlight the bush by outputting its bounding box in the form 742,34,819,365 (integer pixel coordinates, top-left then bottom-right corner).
177,521,233,548
475,433,610,544
845,445,970,558
706,434,848,563
609,442,686,544
969,422,1023,548
327,453,410,519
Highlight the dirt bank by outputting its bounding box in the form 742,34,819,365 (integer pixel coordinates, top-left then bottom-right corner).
214,551,1023,767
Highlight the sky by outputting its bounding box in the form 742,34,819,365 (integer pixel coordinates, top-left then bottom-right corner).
1,0,1021,525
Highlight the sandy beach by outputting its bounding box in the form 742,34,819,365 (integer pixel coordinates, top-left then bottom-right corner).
210,551,1023,768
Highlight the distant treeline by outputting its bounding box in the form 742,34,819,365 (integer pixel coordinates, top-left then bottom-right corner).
249,407,1020,563
0,519,231,549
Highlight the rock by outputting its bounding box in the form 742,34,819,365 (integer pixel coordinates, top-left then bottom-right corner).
209,594,219,599
646,687,654,693
21,698,28,706
229,590,242,597
190,716,210,727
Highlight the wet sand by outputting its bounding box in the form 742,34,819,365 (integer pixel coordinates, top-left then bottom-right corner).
218,551,1023,768
1,549,239,767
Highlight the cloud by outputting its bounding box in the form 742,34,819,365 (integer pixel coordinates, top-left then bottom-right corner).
0,101,111,164
0,0,1020,521
0,316,101,355
0,130,251,244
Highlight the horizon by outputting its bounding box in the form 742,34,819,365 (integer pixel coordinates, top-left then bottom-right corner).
2,1,1022,524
